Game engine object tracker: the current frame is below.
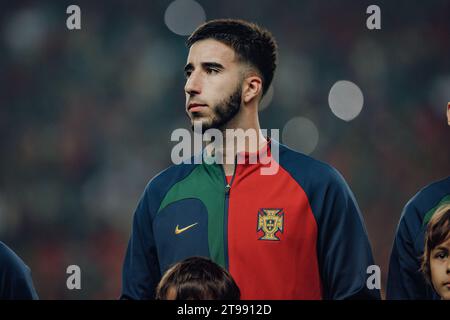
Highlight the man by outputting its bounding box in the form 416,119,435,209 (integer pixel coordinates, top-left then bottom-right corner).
387,103,450,299
121,19,379,299
0,241,39,299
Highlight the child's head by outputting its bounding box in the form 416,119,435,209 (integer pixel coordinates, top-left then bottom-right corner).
421,203,450,300
155,256,240,300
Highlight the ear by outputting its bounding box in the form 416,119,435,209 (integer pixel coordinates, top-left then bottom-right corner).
242,75,263,104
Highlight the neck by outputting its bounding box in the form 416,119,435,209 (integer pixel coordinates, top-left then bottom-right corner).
218,103,267,175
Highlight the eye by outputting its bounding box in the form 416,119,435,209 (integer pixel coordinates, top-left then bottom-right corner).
434,251,448,260
206,68,219,74
184,70,192,78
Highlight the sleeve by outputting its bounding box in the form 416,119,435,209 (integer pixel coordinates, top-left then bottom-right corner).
315,170,381,300
120,186,161,300
0,243,39,300
386,203,433,299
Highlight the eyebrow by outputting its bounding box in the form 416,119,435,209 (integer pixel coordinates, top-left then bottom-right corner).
184,62,225,73
435,246,449,252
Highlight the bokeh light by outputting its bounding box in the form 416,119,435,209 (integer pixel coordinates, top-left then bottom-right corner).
164,0,206,36
328,80,364,121
282,117,319,155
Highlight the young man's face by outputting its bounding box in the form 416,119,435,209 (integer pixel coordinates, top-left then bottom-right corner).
430,237,450,300
184,39,244,131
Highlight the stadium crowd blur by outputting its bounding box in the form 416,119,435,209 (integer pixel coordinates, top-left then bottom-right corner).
0,1,449,299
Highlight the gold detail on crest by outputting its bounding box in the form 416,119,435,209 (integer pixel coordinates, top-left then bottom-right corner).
257,209,284,241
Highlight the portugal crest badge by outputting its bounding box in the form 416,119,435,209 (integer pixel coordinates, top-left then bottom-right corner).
257,208,284,241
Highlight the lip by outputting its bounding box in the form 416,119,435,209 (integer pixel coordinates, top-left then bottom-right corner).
188,103,208,112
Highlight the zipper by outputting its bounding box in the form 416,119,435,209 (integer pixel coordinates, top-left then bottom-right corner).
222,155,237,270
224,155,237,194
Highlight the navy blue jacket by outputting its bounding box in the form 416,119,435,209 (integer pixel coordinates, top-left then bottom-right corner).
387,176,450,299
0,242,38,300
122,141,380,299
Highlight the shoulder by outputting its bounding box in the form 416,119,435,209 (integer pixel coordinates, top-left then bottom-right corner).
144,161,197,196
400,176,450,227
136,161,198,217
403,176,450,217
409,176,450,205
0,242,38,299
276,141,349,191
0,242,30,279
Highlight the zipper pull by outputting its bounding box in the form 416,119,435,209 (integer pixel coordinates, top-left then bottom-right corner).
225,184,231,195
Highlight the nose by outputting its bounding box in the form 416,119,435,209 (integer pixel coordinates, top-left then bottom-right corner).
184,70,202,96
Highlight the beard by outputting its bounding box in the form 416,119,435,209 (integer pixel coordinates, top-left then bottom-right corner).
189,84,242,133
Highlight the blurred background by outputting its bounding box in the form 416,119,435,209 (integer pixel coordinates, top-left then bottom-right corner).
0,0,449,299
